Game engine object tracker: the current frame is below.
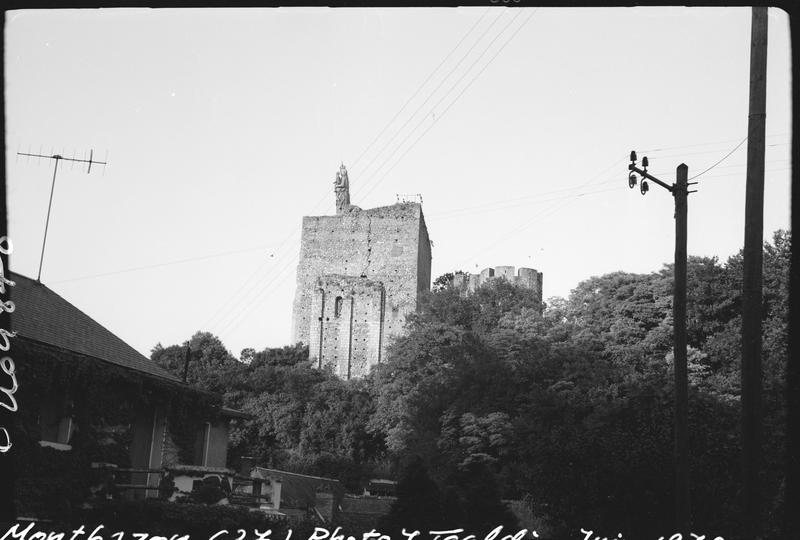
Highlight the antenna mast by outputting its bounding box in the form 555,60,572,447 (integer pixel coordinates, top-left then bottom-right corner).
16,148,108,282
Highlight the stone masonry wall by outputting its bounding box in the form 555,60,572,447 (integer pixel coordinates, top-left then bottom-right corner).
308,276,385,379
452,266,543,307
292,202,432,378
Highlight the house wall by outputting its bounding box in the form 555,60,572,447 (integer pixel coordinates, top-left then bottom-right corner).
129,406,154,500
237,476,282,509
12,338,234,511
338,495,395,530
340,495,395,514
161,422,182,468
146,409,168,496
206,420,229,468
315,491,337,523
126,406,168,499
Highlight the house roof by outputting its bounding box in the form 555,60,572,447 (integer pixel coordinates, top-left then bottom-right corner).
9,271,181,383
221,407,251,419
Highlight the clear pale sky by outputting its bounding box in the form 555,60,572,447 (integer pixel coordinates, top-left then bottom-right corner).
5,7,792,359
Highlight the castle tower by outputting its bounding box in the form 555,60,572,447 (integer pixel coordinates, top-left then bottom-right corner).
291,165,432,379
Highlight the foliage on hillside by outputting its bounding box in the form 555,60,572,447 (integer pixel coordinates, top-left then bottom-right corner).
152,337,385,490
152,230,789,539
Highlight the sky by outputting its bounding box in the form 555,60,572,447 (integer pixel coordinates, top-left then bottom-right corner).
4,7,792,360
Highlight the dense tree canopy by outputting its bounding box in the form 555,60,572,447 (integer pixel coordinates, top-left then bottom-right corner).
152,231,789,539
369,230,789,538
153,338,385,490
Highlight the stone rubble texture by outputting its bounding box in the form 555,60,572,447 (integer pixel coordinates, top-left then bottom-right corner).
452,266,543,307
292,177,432,380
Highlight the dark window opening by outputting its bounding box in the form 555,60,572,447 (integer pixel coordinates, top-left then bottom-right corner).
335,296,344,317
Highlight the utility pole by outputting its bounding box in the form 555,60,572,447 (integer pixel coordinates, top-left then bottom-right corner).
673,163,689,535
741,7,768,539
182,345,192,383
628,153,695,535
17,149,108,282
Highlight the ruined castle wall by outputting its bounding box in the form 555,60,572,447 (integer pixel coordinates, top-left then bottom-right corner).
479,267,495,283
452,266,544,311
516,267,543,304
495,266,515,280
292,203,430,376
451,272,467,291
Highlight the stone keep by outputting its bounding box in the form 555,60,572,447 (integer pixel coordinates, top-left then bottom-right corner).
291,165,432,379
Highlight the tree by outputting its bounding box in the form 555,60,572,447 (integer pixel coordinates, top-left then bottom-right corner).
432,270,467,292
151,331,240,392
147,232,789,537
368,232,790,537
378,457,448,535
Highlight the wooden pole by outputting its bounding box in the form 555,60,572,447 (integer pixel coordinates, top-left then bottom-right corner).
742,6,768,538
627,157,692,533
182,345,192,383
674,163,689,534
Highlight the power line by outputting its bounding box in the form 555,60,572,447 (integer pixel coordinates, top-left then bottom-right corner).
645,158,789,179
634,141,788,162
214,255,299,338
203,190,330,330
359,9,528,200
216,9,532,338
201,242,294,330
434,159,790,221
453,153,627,268
204,17,509,334
213,118,785,337
207,252,298,337
686,167,790,181
212,12,533,336
210,161,790,339
210,248,300,334
215,262,296,337
351,8,510,196
349,7,492,171
211,12,502,325
688,134,750,181
51,244,272,284
51,156,786,289
358,8,536,204
638,132,788,153
636,133,788,180
430,186,620,222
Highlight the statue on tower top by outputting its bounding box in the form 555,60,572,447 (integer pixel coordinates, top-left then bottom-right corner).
334,163,351,214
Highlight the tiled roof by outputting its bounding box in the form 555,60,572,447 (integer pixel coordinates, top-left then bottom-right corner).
9,271,181,382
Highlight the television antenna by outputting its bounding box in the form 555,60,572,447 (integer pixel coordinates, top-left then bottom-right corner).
16,147,109,282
